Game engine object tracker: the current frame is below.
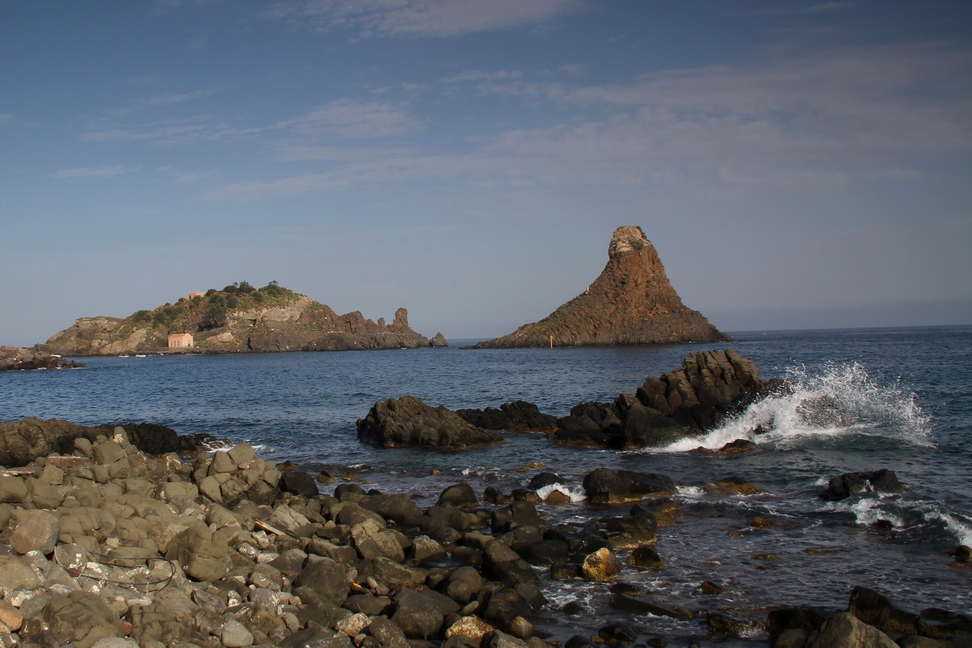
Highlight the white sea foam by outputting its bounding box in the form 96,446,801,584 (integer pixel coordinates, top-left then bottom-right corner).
924,510,972,547
661,362,931,453
536,483,586,503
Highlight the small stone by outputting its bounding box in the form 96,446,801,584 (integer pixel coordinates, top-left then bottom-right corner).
699,581,725,595
11,510,60,555
221,619,254,648
581,548,622,582
0,601,23,633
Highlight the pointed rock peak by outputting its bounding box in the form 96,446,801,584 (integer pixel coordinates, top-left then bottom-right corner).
475,226,731,348
608,225,652,259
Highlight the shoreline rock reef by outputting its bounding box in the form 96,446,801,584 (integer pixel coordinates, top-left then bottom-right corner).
1,347,84,372
474,227,731,349
0,418,969,648
358,349,784,452
38,282,447,357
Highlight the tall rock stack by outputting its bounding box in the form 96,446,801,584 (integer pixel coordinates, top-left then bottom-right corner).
475,226,731,348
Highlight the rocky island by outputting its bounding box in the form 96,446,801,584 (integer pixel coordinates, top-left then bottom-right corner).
474,227,730,348
39,282,447,357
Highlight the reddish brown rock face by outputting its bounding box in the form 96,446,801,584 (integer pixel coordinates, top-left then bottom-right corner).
476,226,731,348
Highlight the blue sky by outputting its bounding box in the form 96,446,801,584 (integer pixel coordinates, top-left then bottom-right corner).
2,0,970,346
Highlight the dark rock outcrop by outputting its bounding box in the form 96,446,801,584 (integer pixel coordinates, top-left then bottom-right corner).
456,401,558,432
582,468,677,505
819,469,905,501
474,226,730,348
555,349,783,448
0,346,84,371
356,396,506,449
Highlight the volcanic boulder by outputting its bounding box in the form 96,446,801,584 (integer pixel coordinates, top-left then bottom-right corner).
356,396,505,449
474,226,730,348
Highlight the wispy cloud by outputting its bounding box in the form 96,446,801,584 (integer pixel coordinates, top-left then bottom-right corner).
207,43,972,199
441,70,524,83
0,114,10,124
268,0,581,37
277,99,422,138
52,166,133,179
143,87,223,105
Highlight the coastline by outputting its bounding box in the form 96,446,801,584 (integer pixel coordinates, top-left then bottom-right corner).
0,418,969,648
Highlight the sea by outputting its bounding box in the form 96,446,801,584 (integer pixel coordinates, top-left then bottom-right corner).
2,325,971,646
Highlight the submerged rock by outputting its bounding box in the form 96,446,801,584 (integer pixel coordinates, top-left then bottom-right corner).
819,469,904,501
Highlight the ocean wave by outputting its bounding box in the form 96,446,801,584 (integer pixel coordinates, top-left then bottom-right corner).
662,362,931,453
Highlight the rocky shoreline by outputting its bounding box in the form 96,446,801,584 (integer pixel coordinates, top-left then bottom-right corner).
0,418,969,648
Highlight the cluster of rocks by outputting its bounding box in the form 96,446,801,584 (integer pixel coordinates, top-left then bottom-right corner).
0,347,84,372
0,416,728,648
767,586,972,647
358,350,783,451
2,415,970,648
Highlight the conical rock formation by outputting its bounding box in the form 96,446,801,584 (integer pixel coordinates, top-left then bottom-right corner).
475,226,731,348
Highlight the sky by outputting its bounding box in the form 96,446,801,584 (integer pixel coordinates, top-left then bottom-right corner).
2,0,970,347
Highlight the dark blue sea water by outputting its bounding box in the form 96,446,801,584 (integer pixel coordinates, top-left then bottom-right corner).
3,326,971,644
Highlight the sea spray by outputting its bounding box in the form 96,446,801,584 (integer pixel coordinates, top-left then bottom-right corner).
661,361,931,453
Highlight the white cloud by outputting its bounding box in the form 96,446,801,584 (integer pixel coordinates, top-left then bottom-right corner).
269,0,581,37
278,99,422,138
209,44,972,199
442,70,524,83
143,87,223,105
52,166,132,179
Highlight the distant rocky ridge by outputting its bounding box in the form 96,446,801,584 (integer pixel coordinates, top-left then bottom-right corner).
38,282,447,357
474,226,730,348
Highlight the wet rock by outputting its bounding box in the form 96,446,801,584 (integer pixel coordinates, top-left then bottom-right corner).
603,513,657,550
608,594,692,621
443,565,485,605
369,615,410,648
482,589,531,629
485,629,530,648
361,493,426,527
820,470,904,501
583,468,677,504
627,545,665,569
391,588,459,639
581,547,622,582
598,622,638,643
357,396,505,449
438,483,479,509
456,401,558,432
280,470,319,497
702,476,763,495
805,611,897,648
706,612,763,637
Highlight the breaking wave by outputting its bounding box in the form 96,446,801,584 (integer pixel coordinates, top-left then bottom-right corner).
663,362,931,452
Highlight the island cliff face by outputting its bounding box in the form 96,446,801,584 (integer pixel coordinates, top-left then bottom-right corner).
475,226,731,348
40,283,447,356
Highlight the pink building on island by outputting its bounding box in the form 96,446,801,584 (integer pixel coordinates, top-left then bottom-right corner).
188,292,205,299
168,333,194,348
